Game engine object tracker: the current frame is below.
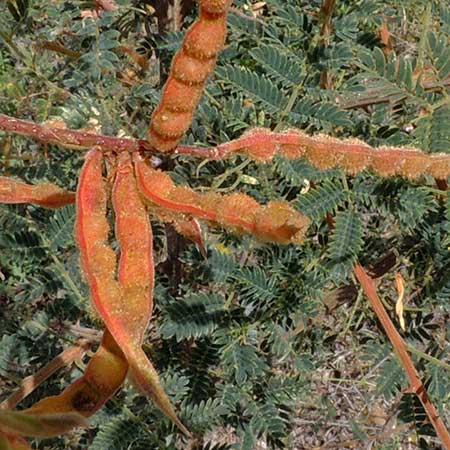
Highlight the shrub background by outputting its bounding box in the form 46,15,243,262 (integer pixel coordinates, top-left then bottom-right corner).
0,0,449,448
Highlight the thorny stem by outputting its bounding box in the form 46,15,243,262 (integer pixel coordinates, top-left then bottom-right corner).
354,263,450,449
0,114,150,153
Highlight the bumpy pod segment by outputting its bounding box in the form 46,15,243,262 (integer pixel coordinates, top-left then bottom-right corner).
135,160,310,244
148,0,232,152
201,0,232,14
0,177,75,208
209,128,450,180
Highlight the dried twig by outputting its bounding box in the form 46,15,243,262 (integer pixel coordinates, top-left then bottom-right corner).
0,114,149,152
354,262,450,449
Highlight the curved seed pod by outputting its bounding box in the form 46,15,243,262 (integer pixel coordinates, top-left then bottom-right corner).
24,331,127,419
135,160,310,244
148,0,233,152
112,152,154,343
76,149,189,435
0,331,126,446
1,341,91,411
183,128,450,180
0,177,75,208
174,217,207,258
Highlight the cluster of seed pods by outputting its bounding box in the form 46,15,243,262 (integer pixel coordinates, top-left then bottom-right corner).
0,146,310,446
2,0,450,446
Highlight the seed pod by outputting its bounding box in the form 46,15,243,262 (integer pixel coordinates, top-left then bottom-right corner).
202,128,450,180
76,149,188,436
113,152,154,343
0,177,75,208
148,0,232,152
17,331,127,426
135,160,310,244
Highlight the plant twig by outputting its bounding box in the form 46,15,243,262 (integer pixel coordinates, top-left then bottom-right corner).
0,114,149,153
354,262,450,449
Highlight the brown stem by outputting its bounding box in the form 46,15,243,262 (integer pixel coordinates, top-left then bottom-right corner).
354,262,450,449
0,114,150,153
39,41,81,59
319,0,336,43
318,0,336,89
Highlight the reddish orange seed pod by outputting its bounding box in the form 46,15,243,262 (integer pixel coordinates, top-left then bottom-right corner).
303,143,338,170
149,107,193,139
254,201,310,244
171,52,217,84
146,132,179,153
25,331,127,419
135,161,211,219
279,143,307,159
274,130,306,160
0,411,88,439
241,129,278,161
429,157,450,179
195,192,224,222
77,154,188,435
160,78,205,112
371,150,401,177
134,163,176,206
173,217,207,257
201,0,232,14
0,177,75,208
216,193,260,230
398,153,430,179
113,152,154,342
147,0,231,151
169,186,200,206
339,150,372,175
183,16,227,59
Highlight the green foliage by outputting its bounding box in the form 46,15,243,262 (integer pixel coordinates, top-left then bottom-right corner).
328,209,364,272
89,415,149,450
0,0,449,449
160,293,225,342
